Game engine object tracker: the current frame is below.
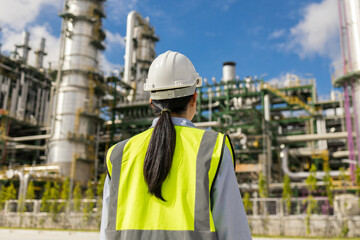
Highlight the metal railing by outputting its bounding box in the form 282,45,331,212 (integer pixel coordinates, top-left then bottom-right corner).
2,197,342,216
246,197,333,216
2,199,99,213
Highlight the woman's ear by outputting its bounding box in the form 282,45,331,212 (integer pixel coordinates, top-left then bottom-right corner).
190,92,198,106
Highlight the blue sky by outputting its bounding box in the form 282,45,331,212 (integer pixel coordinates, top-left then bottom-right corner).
0,0,340,96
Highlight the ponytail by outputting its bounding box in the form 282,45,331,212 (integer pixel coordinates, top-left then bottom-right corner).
143,95,193,201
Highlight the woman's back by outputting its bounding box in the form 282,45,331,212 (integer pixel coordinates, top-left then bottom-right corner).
106,126,224,235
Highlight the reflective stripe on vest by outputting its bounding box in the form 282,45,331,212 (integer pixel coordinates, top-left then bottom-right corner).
105,126,234,240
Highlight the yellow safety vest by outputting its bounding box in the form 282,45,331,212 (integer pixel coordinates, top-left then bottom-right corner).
105,126,234,240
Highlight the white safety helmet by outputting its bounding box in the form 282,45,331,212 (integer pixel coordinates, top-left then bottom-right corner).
144,51,202,100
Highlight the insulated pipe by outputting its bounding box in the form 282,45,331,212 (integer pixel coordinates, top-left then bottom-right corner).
4,134,51,142
277,132,350,143
281,147,342,180
194,121,221,128
333,150,350,158
124,11,141,84
264,94,270,121
289,148,351,159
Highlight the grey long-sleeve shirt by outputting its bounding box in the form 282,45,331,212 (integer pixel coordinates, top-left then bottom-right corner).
100,117,252,240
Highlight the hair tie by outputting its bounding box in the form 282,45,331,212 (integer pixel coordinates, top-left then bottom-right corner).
160,109,171,114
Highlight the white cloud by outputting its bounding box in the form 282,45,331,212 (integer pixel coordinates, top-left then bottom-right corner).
0,0,61,31
105,30,125,49
221,0,237,12
1,25,60,68
99,53,123,76
269,29,286,39
286,0,340,60
212,0,237,12
0,0,62,68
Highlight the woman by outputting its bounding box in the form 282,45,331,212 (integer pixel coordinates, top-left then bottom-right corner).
100,51,252,240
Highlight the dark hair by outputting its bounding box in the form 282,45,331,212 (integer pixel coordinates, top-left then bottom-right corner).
144,94,193,201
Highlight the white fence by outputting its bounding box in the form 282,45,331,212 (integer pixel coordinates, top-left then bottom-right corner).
247,197,334,216
3,199,99,213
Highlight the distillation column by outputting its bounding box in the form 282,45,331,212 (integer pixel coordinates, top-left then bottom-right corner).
337,0,360,174
123,11,158,101
47,0,106,183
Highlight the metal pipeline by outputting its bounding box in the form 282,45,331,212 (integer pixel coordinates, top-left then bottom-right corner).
4,134,52,142
280,147,341,180
277,131,350,143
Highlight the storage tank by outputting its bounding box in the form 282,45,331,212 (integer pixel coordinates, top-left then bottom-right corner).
222,61,236,82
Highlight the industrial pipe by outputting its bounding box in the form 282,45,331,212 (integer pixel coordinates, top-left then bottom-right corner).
194,121,221,128
281,147,342,180
277,132,350,143
4,134,51,142
289,148,351,159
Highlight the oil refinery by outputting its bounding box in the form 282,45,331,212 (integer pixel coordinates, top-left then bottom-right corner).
0,0,360,238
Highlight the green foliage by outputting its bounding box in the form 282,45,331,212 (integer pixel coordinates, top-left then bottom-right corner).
0,185,5,210
355,166,360,195
26,181,36,200
96,174,106,225
41,182,51,212
243,192,252,214
258,172,268,198
59,178,70,212
60,178,70,200
305,164,317,194
303,195,317,234
0,183,17,210
323,166,333,206
83,181,94,220
340,219,349,238
7,183,17,200
96,173,106,198
282,175,292,214
304,164,318,235
356,166,360,208
339,167,350,192
49,182,60,220
73,182,82,212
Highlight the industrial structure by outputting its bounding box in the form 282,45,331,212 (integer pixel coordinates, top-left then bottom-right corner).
0,0,358,203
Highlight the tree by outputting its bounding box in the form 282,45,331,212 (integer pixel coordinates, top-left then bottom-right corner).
0,183,17,210
304,164,317,234
83,180,94,220
96,173,106,198
305,164,317,194
355,166,360,207
96,173,106,223
243,192,252,214
0,185,6,210
282,175,292,214
59,178,70,212
26,181,36,200
323,166,333,207
258,172,268,198
49,182,60,220
73,182,82,212
41,182,51,212
6,183,17,200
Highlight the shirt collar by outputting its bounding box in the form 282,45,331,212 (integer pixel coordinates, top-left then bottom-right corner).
151,117,195,128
